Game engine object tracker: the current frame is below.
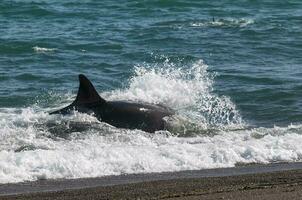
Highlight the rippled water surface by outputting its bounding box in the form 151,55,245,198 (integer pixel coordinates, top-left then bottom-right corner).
0,0,302,183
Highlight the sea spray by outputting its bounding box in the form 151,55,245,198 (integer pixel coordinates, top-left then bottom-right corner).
105,59,243,130
0,60,301,183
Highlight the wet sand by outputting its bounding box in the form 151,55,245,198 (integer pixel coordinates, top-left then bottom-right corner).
1,162,302,200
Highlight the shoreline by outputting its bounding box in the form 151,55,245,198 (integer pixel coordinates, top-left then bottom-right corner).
1,162,302,199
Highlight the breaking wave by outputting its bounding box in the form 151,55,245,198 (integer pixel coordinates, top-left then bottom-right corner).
33,46,57,53
105,59,243,131
190,18,254,28
0,59,301,183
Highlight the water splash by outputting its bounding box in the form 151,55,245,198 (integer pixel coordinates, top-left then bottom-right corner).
105,59,243,130
1,59,301,184
0,107,302,184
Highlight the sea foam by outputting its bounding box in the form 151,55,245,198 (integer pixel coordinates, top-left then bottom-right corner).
190,18,254,28
33,46,56,53
0,60,301,183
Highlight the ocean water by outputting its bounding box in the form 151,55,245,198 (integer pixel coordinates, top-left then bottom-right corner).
0,0,302,183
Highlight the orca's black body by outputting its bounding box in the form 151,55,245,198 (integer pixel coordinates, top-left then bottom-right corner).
50,74,174,133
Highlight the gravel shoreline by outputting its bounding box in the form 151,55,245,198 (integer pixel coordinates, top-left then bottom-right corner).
1,163,302,200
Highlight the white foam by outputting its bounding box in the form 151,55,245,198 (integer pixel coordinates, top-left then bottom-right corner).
191,18,254,28
0,59,301,183
104,59,243,129
33,46,56,53
0,112,302,183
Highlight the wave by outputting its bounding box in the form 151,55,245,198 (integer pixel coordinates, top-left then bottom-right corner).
0,107,301,183
33,46,57,53
0,59,301,183
190,18,254,28
104,59,243,130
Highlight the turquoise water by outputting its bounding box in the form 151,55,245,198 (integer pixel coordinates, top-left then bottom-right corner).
1,0,301,126
0,1,302,183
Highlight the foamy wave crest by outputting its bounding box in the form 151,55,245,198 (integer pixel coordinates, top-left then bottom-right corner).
105,59,243,130
1,59,301,184
33,46,56,53
0,106,302,184
191,18,254,28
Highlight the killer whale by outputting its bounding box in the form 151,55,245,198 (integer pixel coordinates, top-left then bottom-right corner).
50,74,174,133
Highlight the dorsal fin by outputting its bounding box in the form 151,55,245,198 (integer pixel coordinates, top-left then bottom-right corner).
74,74,105,105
